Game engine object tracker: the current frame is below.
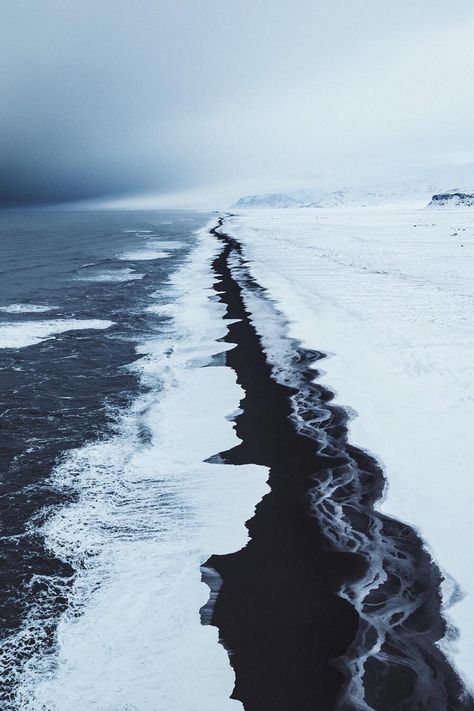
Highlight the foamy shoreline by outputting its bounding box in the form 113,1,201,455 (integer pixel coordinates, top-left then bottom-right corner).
14,221,268,710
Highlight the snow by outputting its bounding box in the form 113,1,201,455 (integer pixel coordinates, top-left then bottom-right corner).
232,169,474,210
224,206,474,686
232,182,437,209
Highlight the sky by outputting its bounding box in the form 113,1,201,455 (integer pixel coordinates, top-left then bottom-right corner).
2,0,474,207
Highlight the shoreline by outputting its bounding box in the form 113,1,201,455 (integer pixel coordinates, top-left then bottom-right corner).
3,214,259,711
222,206,474,689
202,220,472,710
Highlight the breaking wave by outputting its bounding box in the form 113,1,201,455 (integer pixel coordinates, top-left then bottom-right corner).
2,223,267,711
0,319,114,349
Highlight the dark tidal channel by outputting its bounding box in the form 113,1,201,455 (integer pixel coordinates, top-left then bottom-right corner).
202,221,473,711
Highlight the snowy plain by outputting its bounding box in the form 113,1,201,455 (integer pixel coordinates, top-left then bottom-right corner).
225,206,474,686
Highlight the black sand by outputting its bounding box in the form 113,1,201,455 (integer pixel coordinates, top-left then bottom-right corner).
201,221,473,711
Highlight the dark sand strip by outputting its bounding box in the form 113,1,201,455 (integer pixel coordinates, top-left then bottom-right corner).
201,221,473,711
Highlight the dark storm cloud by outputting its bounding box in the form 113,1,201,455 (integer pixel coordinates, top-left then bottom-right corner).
0,0,188,205
2,0,474,206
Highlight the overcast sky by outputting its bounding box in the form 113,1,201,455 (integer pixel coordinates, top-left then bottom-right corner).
2,0,474,207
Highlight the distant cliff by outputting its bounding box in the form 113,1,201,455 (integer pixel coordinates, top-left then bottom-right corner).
428,190,474,207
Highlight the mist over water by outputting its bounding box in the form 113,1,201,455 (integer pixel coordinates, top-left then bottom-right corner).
2,1,474,206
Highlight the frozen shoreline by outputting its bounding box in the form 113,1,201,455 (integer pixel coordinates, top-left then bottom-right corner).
224,206,474,687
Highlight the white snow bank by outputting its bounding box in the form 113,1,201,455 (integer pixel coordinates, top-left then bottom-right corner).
225,206,474,686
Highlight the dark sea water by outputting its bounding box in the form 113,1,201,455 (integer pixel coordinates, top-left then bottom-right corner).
0,209,210,706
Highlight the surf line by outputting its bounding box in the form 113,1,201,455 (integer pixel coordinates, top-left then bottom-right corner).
201,219,472,711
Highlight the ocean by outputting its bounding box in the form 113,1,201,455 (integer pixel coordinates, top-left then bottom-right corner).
0,209,241,708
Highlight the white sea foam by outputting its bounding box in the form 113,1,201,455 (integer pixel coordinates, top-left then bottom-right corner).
76,267,144,282
145,303,175,316
119,248,172,261
0,303,56,314
124,229,154,234
13,222,269,710
0,319,114,349
143,240,187,249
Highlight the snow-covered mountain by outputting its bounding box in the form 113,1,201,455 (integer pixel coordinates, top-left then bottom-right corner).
234,189,350,209
233,185,435,209
232,166,474,209
234,193,302,208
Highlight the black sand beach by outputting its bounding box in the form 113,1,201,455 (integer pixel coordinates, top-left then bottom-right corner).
201,221,473,711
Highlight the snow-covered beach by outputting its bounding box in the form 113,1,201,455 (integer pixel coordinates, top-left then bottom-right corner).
2,207,472,709
224,206,474,687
